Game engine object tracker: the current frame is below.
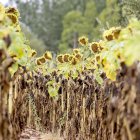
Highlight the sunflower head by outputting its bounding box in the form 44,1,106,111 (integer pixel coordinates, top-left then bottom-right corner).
112,27,121,39
103,30,114,41
44,51,52,60
31,50,37,57
63,54,70,62
38,56,46,64
68,55,73,62
95,55,100,62
36,58,42,65
98,40,105,50
103,27,121,41
90,42,100,53
75,53,82,61
71,57,77,65
57,55,64,63
6,13,18,25
78,36,88,46
5,7,20,17
73,48,80,54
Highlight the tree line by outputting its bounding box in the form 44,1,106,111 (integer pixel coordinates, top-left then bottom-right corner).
9,0,140,54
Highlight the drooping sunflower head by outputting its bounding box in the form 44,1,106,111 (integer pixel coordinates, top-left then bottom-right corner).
78,36,88,46
68,55,73,62
31,50,37,57
103,30,114,41
5,7,20,18
39,56,46,63
95,55,100,62
6,13,18,25
63,54,70,62
103,27,121,41
70,56,78,65
57,55,64,63
74,53,82,61
73,48,80,55
36,56,46,65
90,42,100,53
112,27,121,39
36,58,42,65
44,51,52,60
98,40,105,50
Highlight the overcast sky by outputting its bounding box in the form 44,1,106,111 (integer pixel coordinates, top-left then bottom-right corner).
0,0,18,7
0,0,9,5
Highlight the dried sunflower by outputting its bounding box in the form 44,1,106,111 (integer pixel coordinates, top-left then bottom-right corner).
31,50,37,57
44,51,52,60
39,57,46,63
36,57,46,65
78,36,88,46
71,57,77,65
68,55,73,62
103,27,121,41
6,13,18,24
63,54,70,62
73,48,80,54
5,7,20,17
36,59,42,65
57,55,64,63
90,42,100,53
103,30,114,41
98,40,104,50
95,55,100,62
112,27,121,39
75,53,82,60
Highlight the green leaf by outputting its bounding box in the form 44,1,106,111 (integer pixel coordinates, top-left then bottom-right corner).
94,70,103,85
48,86,58,97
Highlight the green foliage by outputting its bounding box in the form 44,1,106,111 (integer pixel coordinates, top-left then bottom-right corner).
121,0,140,25
84,0,97,23
21,23,46,56
98,0,121,27
47,80,60,97
59,0,97,52
16,0,88,52
16,0,121,53
119,18,140,66
59,10,92,52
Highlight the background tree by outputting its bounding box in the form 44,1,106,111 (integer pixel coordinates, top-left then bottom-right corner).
121,0,140,26
99,0,121,25
21,23,47,55
15,0,121,53
16,0,87,52
59,0,121,52
58,0,98,52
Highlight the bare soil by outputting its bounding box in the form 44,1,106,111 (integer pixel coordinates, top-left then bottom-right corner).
20,127,63,140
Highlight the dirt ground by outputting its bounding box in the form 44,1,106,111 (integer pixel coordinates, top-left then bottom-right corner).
20,128,63,140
